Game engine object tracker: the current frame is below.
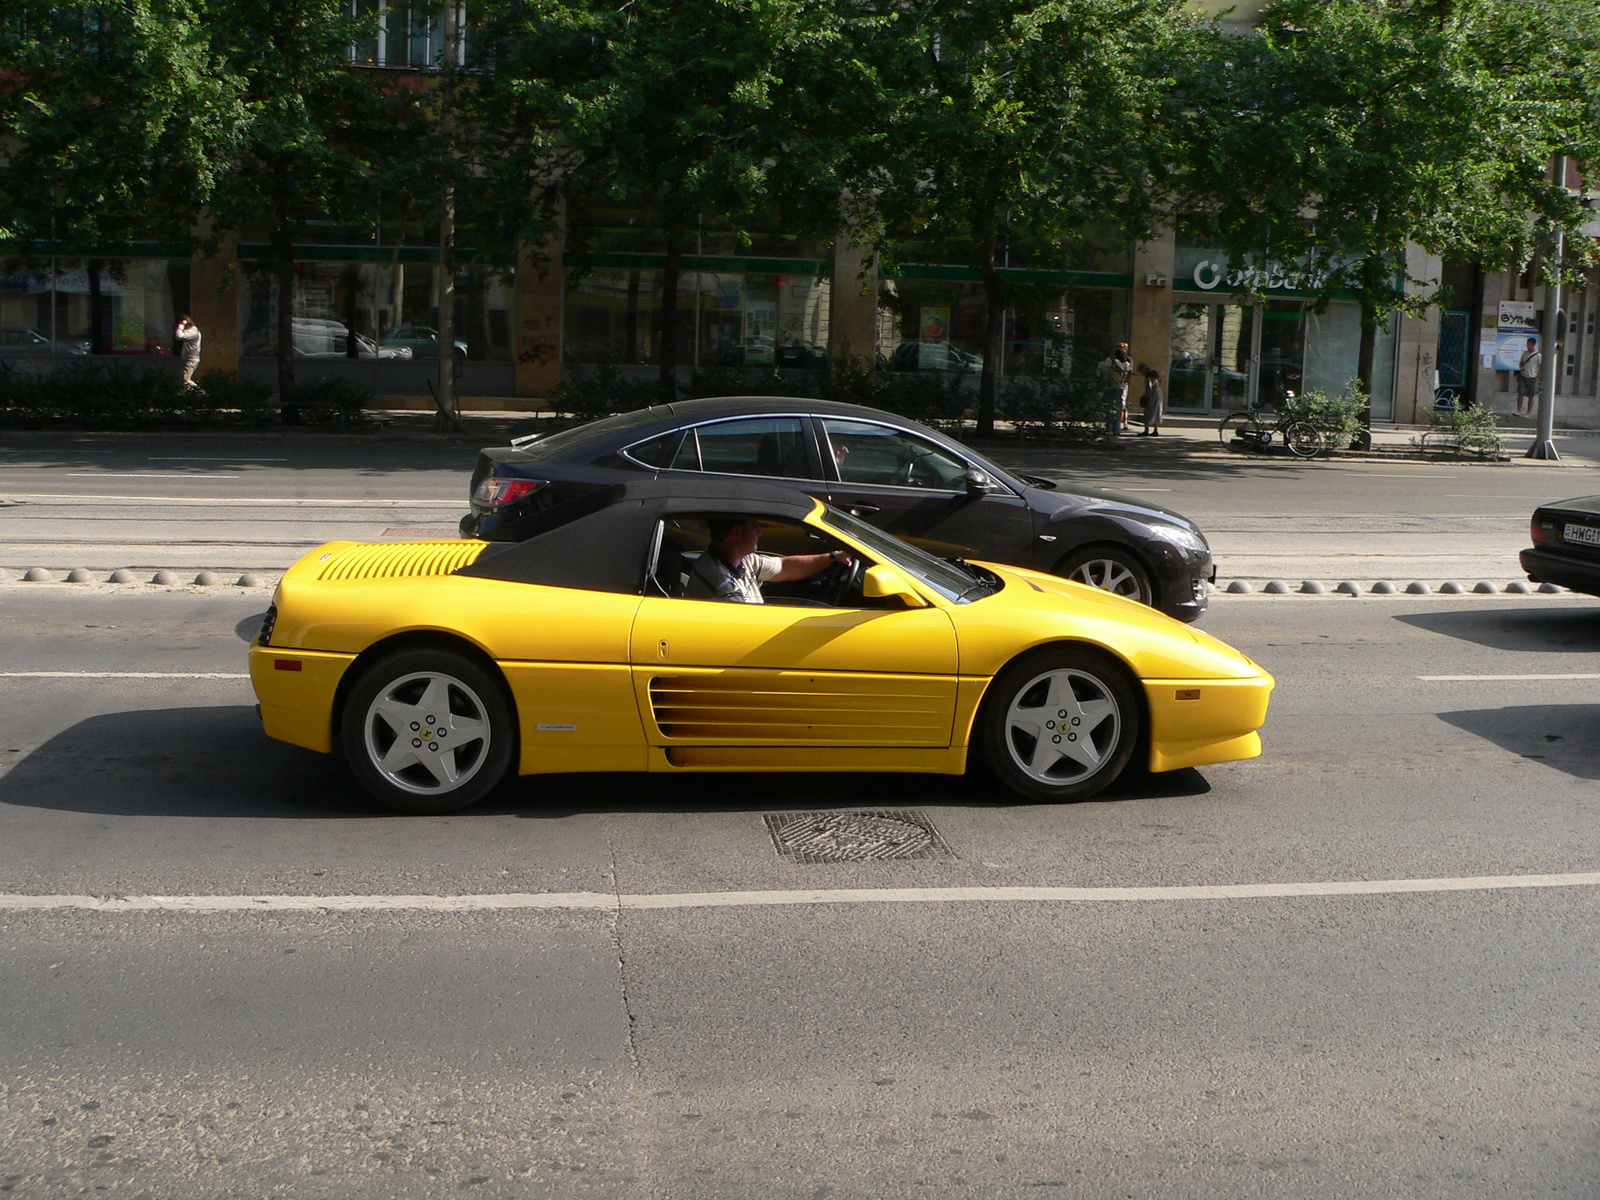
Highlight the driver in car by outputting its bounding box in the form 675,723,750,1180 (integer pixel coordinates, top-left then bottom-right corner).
687,516,853,603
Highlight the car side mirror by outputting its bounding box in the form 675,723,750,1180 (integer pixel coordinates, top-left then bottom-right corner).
862,564,927,608
964,469,995,496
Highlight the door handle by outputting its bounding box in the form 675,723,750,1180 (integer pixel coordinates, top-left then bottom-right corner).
847,504,880,516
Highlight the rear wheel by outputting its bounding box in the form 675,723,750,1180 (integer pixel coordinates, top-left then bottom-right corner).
1058,545,1154,607
1283,421,1325,459
1218,411,1256,447
979,645,1140,802
341,647,516,814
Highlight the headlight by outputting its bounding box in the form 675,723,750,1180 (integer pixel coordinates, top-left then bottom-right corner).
1152,522,1209,553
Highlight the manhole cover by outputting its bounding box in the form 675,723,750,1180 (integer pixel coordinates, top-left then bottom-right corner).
763,810,955,864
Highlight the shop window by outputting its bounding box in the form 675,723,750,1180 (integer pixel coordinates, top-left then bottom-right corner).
241,260,512,362
17,258,191,356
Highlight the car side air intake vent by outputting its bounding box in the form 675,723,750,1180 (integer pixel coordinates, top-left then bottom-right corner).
316,541,488,581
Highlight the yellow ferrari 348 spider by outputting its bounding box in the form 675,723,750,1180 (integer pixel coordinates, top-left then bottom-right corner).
249,478,1272,813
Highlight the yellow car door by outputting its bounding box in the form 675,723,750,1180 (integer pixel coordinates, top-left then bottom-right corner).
630,596,959,756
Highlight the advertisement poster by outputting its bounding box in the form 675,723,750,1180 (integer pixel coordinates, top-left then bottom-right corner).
1495,300,1537,371
918,306,950,370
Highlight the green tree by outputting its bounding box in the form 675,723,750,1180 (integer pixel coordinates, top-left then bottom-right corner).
846,0,1199,435
1187,0,1600,404
470,0,860,396
0,3,242,350
204,0,414,404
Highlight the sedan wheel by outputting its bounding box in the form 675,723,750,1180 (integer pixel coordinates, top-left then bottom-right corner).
342,648,515,814
980,646,1139,802
1059,546,1154,606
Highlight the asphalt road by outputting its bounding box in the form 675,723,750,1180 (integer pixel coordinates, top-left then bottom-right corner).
1,587,1598,1197
3,426,1599,585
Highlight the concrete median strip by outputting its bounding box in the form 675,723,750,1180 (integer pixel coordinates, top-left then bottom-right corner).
3,871,1600,913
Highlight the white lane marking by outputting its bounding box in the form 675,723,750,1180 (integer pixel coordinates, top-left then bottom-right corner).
5,871,1600,913
1352,473,1458,478
65,473,240,480
1418,673,1600,681
147,457,287,462
2,494,460,506
0,672,249,680
1119,487,1172,492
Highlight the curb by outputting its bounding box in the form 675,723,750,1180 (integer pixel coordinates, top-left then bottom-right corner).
1214,578,1569,597
0,567,277,589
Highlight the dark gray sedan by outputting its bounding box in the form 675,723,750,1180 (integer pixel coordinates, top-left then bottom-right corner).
462,396,1215,621
1523,495,1600,597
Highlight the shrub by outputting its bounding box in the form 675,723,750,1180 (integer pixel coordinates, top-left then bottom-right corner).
1427,403,1504,458
0,361,280,428
283,376,370,427
1277,385,1367,448
553,361,671,419
998,375,1109,442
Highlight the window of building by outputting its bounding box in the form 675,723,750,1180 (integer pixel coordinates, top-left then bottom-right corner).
0,257,190,356
350,1,465,69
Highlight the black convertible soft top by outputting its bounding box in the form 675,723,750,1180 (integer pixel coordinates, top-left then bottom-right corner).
454,477,820,593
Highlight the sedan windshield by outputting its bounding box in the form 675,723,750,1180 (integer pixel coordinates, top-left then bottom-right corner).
821,505,1002,603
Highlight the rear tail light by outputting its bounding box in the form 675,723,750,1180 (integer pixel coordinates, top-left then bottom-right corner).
1531,517,1549,545
472,477,548,508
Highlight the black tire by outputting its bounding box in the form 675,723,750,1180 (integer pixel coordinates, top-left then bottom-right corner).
1057,545,1155,607
1218,411,1255,447
979,644,1141,802
1282,421,1325,459
340,647,516,814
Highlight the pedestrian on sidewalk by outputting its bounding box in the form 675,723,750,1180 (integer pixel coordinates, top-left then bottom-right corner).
1516,337,1540,417
1137,363,1164,435
1097,342,1135,434
174,315,202,388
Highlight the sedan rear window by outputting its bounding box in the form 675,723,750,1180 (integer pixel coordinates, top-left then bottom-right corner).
683,417,813,479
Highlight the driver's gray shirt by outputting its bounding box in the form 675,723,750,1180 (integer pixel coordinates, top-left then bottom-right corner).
687,551,782,603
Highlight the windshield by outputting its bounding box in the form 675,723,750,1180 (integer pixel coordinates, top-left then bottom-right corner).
821,505,1001,603
509,407,671,458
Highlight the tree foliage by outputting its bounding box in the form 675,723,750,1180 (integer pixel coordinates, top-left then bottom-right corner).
844,0,1203,433
1185,0,1600,393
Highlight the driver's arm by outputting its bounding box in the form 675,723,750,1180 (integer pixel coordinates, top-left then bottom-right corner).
771,548,854,583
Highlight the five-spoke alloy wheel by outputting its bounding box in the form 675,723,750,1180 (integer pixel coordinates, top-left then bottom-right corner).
980,645,1140,802
342,647,515,814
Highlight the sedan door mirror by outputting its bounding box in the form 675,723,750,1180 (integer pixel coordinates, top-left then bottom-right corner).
963,469,995,496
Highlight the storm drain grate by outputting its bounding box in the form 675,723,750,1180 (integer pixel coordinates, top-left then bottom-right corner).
763,810,956,864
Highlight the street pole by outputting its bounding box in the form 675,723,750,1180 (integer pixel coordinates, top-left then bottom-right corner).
1527,156,1566,461
435,1,458,432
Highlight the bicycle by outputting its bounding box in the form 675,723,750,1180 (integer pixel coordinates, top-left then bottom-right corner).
1217,403,1324,459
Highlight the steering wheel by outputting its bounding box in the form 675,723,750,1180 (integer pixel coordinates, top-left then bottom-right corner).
822,556,866,606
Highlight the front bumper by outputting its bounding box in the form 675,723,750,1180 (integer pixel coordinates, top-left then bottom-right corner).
1520,547,1600,597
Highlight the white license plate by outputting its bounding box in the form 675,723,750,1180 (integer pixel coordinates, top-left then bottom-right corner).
1563,522,1600,546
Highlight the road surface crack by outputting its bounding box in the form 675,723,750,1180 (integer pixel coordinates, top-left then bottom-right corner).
607,837,643,1080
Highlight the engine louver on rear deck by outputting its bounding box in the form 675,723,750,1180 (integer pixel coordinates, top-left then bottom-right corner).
315,541,487,581
648,674,952,746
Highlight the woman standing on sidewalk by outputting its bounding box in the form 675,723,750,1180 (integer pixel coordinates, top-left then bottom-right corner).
1138,364,1164,435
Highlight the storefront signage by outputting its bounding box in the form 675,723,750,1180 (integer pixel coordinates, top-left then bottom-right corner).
918,306,950,370
1176,246,1334,295
1495,301,1537,370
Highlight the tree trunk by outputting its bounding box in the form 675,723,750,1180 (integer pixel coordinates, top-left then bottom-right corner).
658,239,682,399
86,259,109,355
977,233,1005,438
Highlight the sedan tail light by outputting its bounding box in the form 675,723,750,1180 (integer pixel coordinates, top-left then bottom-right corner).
1530,517,1549,545
473,477,548,508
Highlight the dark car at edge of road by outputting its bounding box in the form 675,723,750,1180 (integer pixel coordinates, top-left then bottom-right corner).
461,397,1215,622
1523,495,1600,597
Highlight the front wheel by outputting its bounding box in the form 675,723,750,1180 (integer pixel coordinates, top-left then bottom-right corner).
1282,421,1325,459
1058,545,1154,607
979,645,1141,802
341,647,516,814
